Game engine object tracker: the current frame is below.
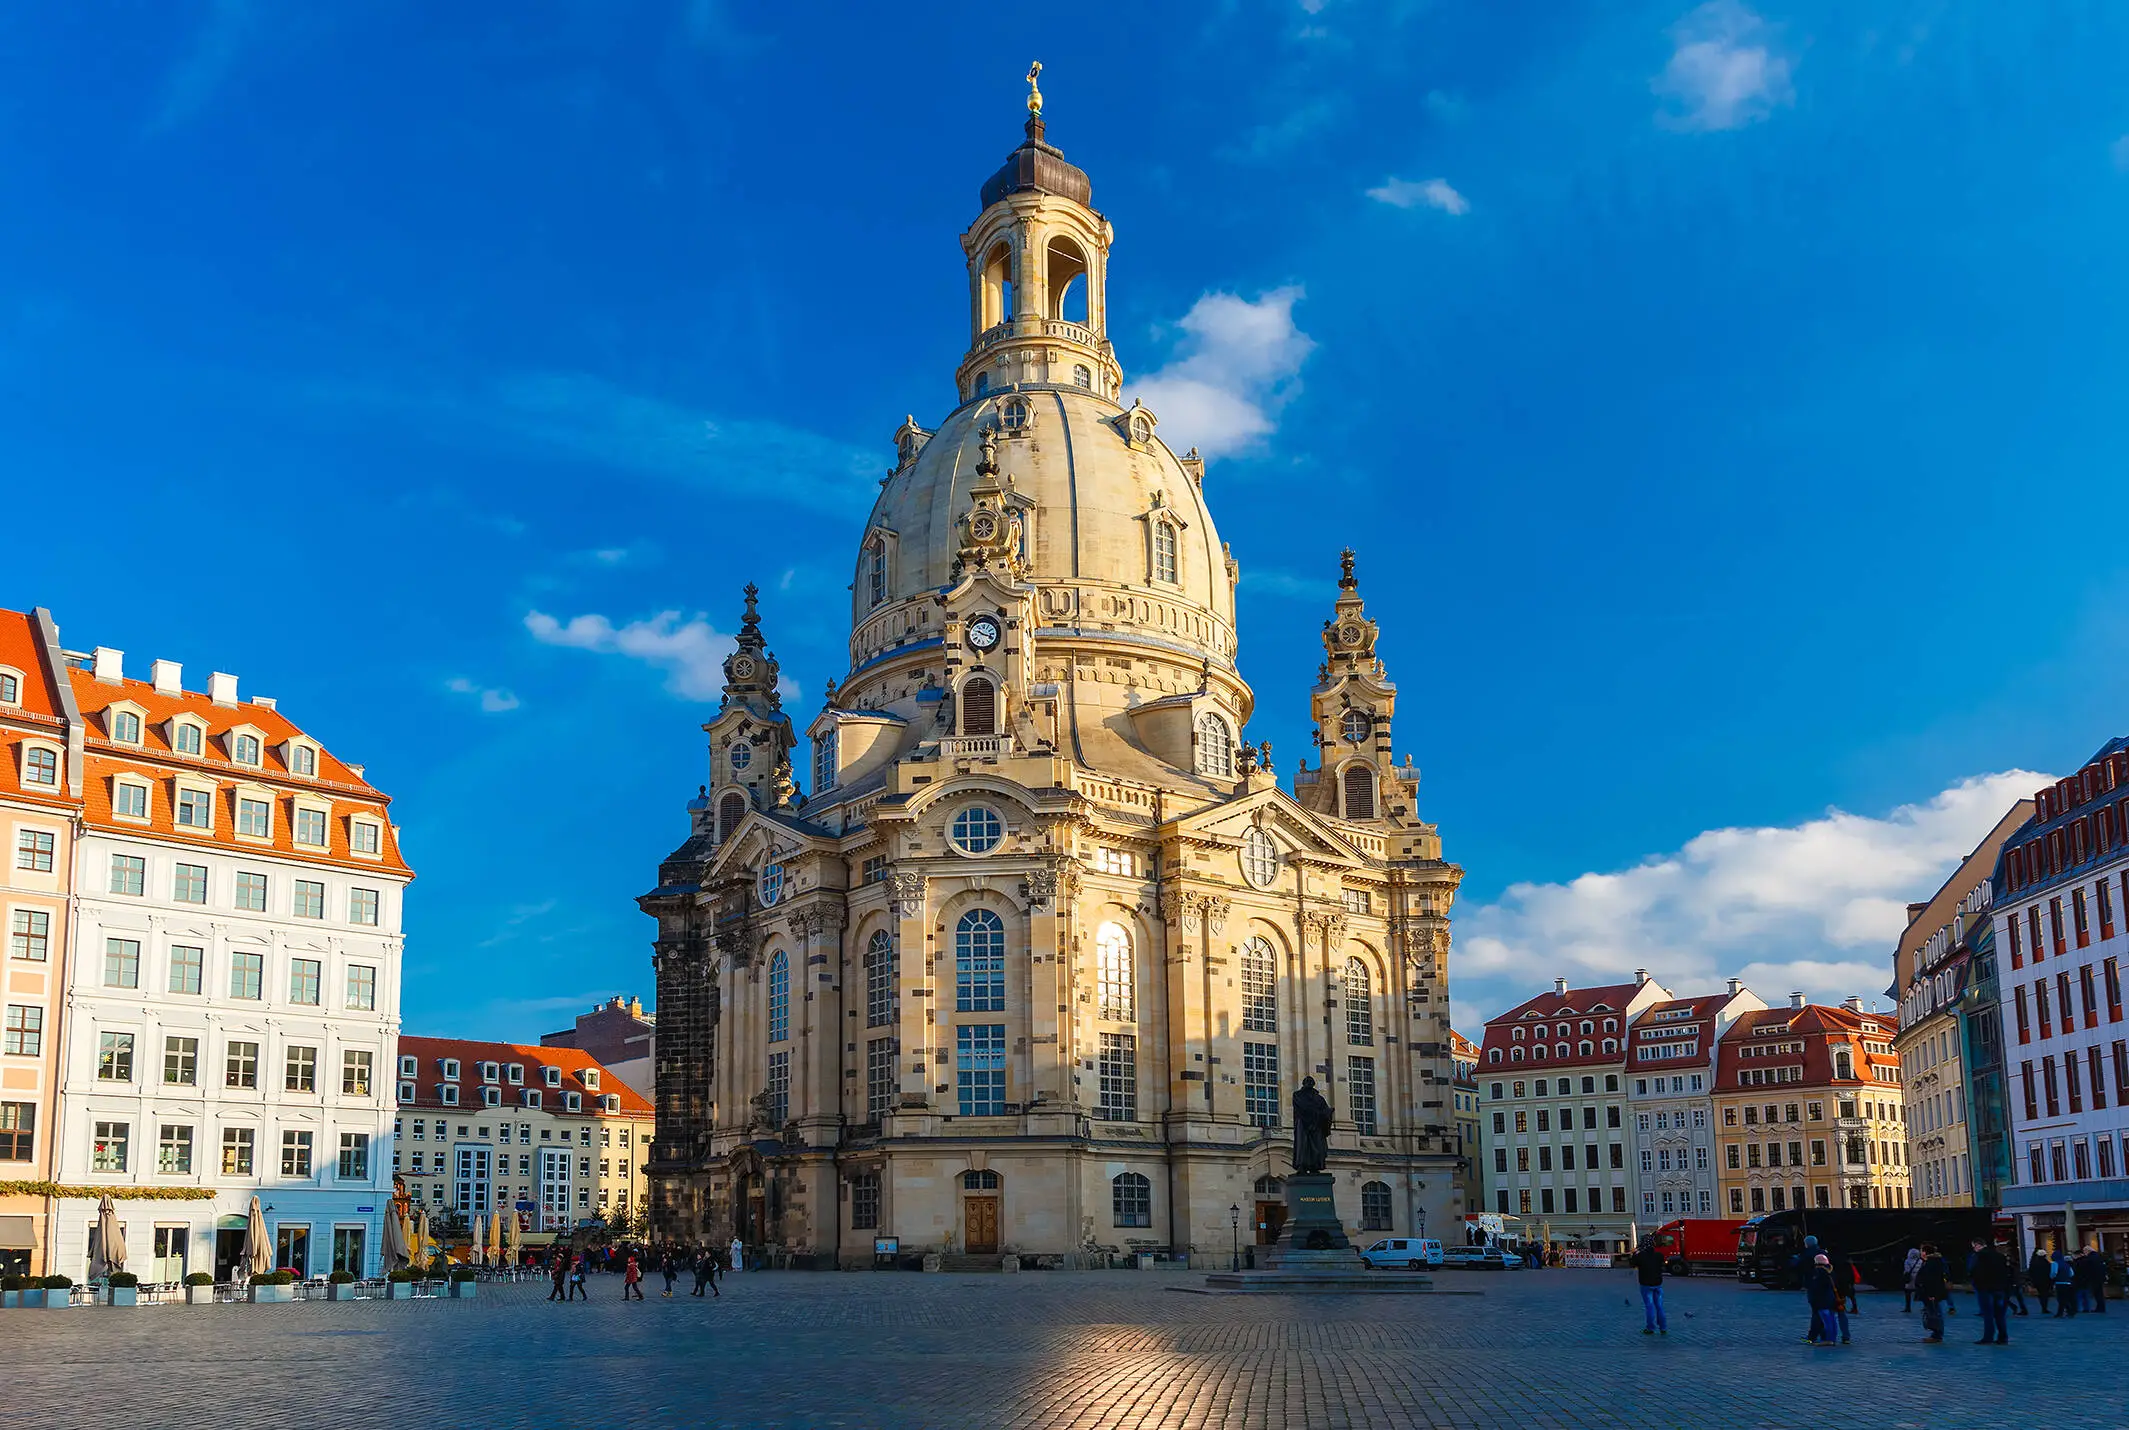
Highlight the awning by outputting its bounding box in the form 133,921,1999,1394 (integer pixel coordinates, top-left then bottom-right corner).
0,1215,36,1249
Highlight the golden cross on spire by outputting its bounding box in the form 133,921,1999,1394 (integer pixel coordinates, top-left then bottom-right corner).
1026,61,1044,116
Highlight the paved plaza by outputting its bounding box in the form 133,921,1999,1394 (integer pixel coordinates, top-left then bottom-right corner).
5,1269,2123,1429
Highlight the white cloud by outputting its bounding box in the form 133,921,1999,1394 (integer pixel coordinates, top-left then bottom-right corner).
444,676,520,714
1450,770,2047,1033
1130,288,1315,459
523,609,737,701
1653,1,1794,132
1367,177,1470,215
2112,135,2129,172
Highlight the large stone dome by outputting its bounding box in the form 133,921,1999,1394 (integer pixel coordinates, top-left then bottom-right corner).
853,389,1233,664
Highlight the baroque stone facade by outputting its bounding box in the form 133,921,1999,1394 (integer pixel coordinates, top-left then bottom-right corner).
641,94,1465,1267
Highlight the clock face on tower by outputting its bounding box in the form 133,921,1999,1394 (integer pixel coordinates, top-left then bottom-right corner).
967,616,1002,652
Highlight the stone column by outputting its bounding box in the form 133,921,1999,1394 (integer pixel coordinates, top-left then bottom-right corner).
1026,861,1071,1107
888,870,929,1109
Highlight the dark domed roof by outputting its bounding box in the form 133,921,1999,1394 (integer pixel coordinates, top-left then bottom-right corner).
979,117,1092,210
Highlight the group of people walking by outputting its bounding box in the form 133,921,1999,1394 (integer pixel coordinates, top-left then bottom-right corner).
545,1240,747,1303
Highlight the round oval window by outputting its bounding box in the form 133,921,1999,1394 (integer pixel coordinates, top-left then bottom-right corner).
951,806,1005,855
730,743,752,771
759,863,785,907
1241,828,1280,888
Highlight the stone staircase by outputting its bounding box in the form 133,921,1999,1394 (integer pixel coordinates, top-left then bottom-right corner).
936,1254,1002,1274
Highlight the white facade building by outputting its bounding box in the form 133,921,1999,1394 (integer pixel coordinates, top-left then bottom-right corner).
51,649,410,1281
1993,741,2129,1255
1626,983,1764,1227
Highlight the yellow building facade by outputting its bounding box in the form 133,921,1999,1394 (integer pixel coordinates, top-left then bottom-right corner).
644,88,1466,1267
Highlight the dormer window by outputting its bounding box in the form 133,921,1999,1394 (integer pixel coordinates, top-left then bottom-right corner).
481,1062,499,1084
482,1086,501,1108
173,721,203,756
294,807,328,847
440,1058,460,1081
232,733,261,765
350,819,381,856
581,1069,600,1091
113,780,149,820
292,745,317,776
1195,713,1234,777
543,1066,562,1089
0,670,18,705
440,1084,459,1106
175,787,214,830
110,710,141,743
867,542,888,608
236,794,272,838
399,1055,417,1078
22,745,58,788
601,1093,620,1113
507,1063,524,1085
564,1091,582,1112
397,1080,415,1102
523,1089,541,1108
1152,519,1178,584
814,726,838,793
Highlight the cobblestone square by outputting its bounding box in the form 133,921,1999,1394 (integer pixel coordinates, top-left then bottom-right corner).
5,1269,2123,1429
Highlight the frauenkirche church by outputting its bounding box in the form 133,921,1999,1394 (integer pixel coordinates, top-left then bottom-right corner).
643,77,1466,1266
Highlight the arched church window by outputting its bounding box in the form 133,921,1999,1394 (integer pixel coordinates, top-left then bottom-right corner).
1241,827,1279,889
955,909,1006,1012
867,543,887,609
1111,1172,1151,1228
866,930,896,1027
1360,1181,1393,1230
1047,236,1088,324
767,950,790,1044
1073,364,1092,390
981,240,1013,330
1345,958,1373,1046
718,792,745,842
959,676,997,736
813,727,838,793
1096,923,1133,1021
1241,936,1277,1033
1195,713,1233,777
759,863,784,908
1152,520,1178,584
1343,764,1376,820
974,372,989,396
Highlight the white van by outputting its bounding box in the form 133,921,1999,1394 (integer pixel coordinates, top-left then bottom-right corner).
1358,1237,1443,1269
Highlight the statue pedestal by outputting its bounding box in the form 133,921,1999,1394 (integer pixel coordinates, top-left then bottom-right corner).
1262,1172,1350,1267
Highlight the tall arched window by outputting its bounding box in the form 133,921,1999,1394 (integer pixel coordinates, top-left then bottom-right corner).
1111,1171,1151,1227
980,241,1013,329
1047,236,1088,323
865,930,895,1027
1360,1180,1392,1231
1241,936,1277,1033
1096,922,1133,1021
1195,714,1234,777
1344,958,1373,1045
1152,520,1178,583
867,543,888,608
813,727,838,792
718,792,745,842
960,676,997,736
767,950,790,1044
1343,764,1376,819
955,909,1005,1012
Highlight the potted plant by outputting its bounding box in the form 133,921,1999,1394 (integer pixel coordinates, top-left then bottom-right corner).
40,1274,73,1309
385,1268,415,1300
183,1271,215,1305
448,1266,477,1299
248,1270,295,1304
105,1271,140,1307
1,1273,24,1308
327,1269,358,1301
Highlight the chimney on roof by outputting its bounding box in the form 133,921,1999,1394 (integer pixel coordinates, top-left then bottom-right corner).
347,764,365,778
1842,995,1864,1013
208,671,238,706
628,996,644,1017
250,695,276,710
151,659,182,695
1789,991,1806,1009
1728,978,1743,996
1553,977,1568,996
92,647,123,684
1634,968,1649,987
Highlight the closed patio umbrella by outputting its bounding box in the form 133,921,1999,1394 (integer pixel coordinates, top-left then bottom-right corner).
468,1214,485,1267
2065,1201,2080,1252
380,1204,410,1271
486,1206,503,1266
502,1207,521,1266
414,1208,432,1270
94,1195,126,1277
244,1195,273,1277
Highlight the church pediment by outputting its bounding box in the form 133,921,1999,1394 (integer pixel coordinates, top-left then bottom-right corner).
1166,784,1373,867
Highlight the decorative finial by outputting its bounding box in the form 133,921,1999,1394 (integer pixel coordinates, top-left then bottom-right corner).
1026,61,1044,116
1338,548,1357,592
742,582,761,625
977,426,999,477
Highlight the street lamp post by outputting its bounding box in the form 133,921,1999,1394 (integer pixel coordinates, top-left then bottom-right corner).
1230,1204,1240,1272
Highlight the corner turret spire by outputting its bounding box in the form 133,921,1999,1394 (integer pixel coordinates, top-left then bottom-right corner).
721,583,782,712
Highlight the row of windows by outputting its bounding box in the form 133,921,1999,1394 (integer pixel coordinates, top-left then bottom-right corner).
1644,1189,1717,1217
2011,958,2123,1043
1496,1186,1629,1215
1633,1107,1709,1130
1494,1142,1627,1173
2018,1042,2129,1121
397,1117,621,1149
410,1056,587,1091
1488,1076,1624,1100
99,855,382,923
1492,1105,1625,1134
82,1032,376,1096
78,937,375,1007
1493,1038,1621,1063
2007,873,2126,966
86,1119,370,1180
1639,1145,1711,1172
2025,1132,2128,1186
402,1081,606,1113
92,708,320,775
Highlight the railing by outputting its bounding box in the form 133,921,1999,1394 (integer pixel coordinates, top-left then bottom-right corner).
1043,319,1101,346
941,735,1012,760
971,322,1014,353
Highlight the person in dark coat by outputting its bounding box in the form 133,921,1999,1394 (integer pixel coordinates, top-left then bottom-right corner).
1913,1243,1949,1342
1631,1240,1667,1335
2029,1247,2055,1314
547,1248,570,1303
2077,1247,2108,1313
1969,1237,2012,1344
691,1248,718,1298
1805,1255,1841,1346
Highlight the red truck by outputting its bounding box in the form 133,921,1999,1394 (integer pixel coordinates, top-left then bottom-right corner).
1648,1219,1745,1275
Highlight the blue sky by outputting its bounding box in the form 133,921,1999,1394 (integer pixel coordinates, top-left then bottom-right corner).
4,2,2125,1038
